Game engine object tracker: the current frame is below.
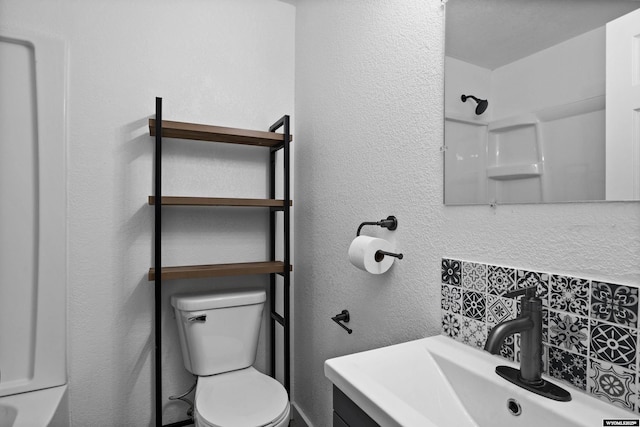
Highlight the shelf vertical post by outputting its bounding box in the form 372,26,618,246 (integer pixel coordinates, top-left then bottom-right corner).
268,116,291,395
268,136,277,380
154,97,163,427
283,115,291,394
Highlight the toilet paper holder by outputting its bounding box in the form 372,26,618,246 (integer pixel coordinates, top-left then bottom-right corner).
332,310,353,334
356,216,404,262
375,250,404,262
356,215,398,236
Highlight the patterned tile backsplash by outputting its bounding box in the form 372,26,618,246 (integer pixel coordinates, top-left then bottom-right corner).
441,258,640,413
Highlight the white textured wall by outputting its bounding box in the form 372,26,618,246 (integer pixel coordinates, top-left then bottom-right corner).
0,1,294,425
293,1,640,426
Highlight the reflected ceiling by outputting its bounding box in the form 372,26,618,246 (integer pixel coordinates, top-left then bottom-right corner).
446,0,640,69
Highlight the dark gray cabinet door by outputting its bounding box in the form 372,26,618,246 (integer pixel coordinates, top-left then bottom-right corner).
332,386,380,427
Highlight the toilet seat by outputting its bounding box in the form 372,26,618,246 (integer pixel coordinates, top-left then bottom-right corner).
194,367,290,427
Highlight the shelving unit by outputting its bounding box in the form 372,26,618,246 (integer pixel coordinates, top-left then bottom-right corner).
149,97,292,427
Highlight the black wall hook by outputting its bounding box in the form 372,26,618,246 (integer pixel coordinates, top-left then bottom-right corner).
356,216,398,236
331,310,353,334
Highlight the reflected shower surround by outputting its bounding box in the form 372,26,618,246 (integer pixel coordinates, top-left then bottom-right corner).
444,96,606,205
441,258,640,413
444,2,640,204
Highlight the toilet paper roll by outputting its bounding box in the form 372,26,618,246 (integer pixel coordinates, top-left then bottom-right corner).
348,235,395,274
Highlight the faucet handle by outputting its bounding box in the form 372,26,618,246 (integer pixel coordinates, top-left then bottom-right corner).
504,286,538,299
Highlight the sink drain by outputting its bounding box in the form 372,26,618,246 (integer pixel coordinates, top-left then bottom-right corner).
507,398,522,416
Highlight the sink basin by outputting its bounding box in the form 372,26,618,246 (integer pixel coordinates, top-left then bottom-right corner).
324,335,634,427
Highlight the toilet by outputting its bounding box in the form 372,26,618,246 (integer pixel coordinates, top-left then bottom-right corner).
171,289,290,427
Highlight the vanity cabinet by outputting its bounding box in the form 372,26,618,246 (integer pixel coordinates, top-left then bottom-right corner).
333,386,380,427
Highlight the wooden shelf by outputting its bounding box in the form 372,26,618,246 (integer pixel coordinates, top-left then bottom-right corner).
148,196,292,208
149,119,292,147
148,261,292,281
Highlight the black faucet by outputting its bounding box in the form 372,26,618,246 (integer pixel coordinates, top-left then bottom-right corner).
484,286,571,402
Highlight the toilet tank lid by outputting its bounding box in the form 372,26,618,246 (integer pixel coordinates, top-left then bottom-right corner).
171,289,266,312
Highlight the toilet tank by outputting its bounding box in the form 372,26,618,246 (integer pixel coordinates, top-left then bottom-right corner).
171,289,266,376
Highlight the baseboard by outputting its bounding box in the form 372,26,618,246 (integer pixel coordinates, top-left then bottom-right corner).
291,401,314,427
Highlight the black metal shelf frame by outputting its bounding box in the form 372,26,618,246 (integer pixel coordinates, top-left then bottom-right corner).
269,115,291,394
152,97,292,427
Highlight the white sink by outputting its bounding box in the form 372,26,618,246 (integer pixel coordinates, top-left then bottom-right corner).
324,335,634,427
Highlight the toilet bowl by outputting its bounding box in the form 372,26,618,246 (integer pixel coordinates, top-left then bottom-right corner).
171,289,290,427
194,367,290,427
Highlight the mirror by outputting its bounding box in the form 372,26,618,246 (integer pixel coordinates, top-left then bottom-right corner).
444,0,640,205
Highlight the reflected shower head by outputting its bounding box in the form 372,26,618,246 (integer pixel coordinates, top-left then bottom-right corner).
461,94,488,115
